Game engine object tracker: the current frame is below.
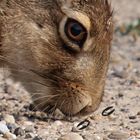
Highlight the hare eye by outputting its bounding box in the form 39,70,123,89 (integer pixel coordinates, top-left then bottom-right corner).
65,18,87,46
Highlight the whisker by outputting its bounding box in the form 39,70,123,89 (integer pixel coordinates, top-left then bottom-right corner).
42,102,56,113
68,99,73,117
39,93,60,113
31,92,59,112
31,99,48,111
31,94,60,102
41,105,53,113
58,98,65,114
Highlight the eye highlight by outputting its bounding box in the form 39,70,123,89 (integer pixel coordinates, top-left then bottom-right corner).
65,18,87,47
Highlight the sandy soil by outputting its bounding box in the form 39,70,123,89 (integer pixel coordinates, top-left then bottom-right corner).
0,0,140,140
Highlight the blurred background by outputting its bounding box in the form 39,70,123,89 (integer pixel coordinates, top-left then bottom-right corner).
112,0,140,25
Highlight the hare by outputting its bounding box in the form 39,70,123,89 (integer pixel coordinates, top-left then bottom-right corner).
0,0,113,116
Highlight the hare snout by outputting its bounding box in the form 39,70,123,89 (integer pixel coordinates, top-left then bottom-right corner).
55,81,92,115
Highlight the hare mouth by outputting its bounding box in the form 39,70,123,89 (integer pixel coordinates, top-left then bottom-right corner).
54,92,92,116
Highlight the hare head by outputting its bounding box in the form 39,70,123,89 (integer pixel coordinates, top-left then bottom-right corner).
0,0,113,116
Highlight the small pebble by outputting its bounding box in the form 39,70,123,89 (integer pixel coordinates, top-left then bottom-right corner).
0,137,7,140
129,116,137,120
4,115,15,124
58,132,83,140
111,68,126,79
51,109,65,120
120,108,129,113
108,114,118,121
14,127,25,136
130,120,138,124
21,121,34,126
0,122,9,134
3,132,17,139
90,114,103,121
83,134,103,140
54,121,63,126
32,136,43,140
25,133,35,139
134,124,140,131
7,123,17,133
137,112,140,115
25,125,34,133
108,131,130,140
136,57,140,61
91,134,102,140
118,93,124,98
72,122,81,132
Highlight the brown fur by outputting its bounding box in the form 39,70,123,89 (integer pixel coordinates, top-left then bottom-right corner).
0,0,113,116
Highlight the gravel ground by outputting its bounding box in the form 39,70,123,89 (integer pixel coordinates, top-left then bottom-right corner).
0,1,140,140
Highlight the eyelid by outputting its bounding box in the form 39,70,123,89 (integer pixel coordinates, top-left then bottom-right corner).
61,6,91,31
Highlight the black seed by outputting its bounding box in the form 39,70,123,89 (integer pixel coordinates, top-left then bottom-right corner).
102,106,115,116
77,119,90,130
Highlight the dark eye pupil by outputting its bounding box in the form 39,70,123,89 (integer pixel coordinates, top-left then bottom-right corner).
71,23,83,36
64,18,87,48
